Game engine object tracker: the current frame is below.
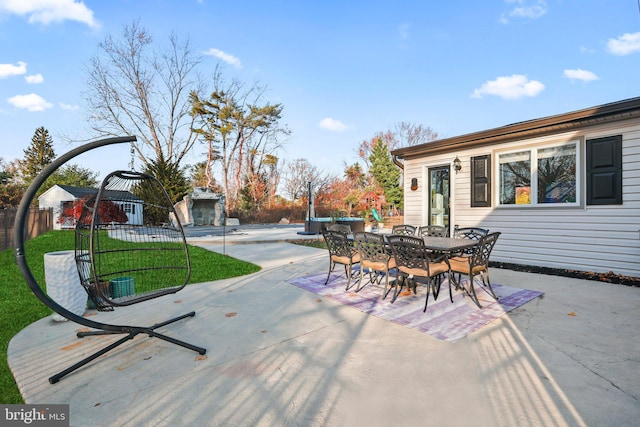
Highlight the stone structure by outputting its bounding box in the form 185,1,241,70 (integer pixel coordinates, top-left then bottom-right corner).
173,188,225,226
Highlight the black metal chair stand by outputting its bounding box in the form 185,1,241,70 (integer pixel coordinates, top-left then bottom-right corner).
14,136,206,384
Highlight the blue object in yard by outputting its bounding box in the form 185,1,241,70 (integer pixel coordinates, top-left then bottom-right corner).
110,277,135,298
371,208,382,222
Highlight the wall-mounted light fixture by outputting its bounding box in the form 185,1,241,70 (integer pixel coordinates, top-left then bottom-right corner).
410,177,418,191
453,156,462,173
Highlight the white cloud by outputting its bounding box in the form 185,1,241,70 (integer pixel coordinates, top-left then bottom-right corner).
203,48,242,69
563,68,599,82
500,0,547,24
25,73,44,84
471,74,545,100
0,61,27,78
319,117,348,132
59,102,78,110
607,32,640,56
7,93,54,111
0,0,99,28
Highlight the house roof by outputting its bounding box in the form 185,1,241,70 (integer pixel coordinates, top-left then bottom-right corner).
55,184,139,202
57,185,98,198
391,96,640,160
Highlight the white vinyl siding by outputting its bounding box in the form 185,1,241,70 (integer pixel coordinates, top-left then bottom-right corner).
402,119,640,278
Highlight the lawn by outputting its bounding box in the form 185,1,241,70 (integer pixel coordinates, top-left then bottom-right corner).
0,230,260,404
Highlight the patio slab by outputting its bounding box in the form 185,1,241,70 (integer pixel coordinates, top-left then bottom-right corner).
7,224,640,426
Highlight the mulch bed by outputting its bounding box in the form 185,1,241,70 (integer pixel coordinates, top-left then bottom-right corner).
490,262,640,287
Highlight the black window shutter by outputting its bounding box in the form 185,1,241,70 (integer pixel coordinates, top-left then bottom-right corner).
586,135,622,205
471,155,491,207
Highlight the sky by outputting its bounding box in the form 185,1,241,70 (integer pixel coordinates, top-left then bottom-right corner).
1,0,640,182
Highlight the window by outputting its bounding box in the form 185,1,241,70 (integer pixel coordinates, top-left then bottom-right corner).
498,141,579,207
121,203,136,214
537,144,577,204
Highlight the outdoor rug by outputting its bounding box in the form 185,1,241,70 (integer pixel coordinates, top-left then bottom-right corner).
287,272,543,343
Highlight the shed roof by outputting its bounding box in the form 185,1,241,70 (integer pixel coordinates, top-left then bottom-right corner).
54,184,139,202
391,96,640,160
57,184,98,198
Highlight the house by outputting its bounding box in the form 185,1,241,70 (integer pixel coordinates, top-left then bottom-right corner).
38,184,143,230
391,96,640,278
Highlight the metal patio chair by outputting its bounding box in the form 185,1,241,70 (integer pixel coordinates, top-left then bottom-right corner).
417,225,448,237
14,137,206,384
387,234,451,312
449,231,501,308
392,224,417,236
353,232,397,299
322,229,360,291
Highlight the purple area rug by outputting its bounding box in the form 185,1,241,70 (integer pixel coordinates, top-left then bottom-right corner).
288,272,543,343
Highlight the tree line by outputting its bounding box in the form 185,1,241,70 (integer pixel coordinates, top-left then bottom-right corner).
0,22,438,221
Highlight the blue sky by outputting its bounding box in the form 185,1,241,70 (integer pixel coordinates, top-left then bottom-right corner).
1,0,640,180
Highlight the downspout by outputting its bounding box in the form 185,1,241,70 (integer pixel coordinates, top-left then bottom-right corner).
392,154,404,170
393,154,404,188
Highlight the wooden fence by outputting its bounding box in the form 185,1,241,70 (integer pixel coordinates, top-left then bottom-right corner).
0,208,53,252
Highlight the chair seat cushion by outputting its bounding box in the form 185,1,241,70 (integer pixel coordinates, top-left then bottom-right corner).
398,261,448,278
449,258,486,275
362,257,396,271
332,253,360,264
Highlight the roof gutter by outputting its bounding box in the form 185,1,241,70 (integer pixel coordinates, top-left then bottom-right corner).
391,96,640,160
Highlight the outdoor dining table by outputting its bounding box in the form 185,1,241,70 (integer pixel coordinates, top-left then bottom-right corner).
420,236,478,254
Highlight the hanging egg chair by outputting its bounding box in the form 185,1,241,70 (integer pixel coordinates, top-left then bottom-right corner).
13,136,206,384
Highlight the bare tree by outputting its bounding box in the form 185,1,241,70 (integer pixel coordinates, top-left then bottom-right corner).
393,121,439,148
85,21,202,167
357,121,439,165
282,158,332,201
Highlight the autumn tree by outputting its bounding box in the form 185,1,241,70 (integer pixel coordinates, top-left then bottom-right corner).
59,196,129,229
85,21,202,193
240,152,280,211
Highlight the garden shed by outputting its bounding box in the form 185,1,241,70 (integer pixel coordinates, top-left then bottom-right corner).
38,184,143,229
391,96,640,278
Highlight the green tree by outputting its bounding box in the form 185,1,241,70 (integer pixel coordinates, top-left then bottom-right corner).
369,137,402,207
190,71,289,211
50,165,99,188
190,161,223,192
20,127,56,183
142,156,189,204
0,158,24,208
36,164,100,199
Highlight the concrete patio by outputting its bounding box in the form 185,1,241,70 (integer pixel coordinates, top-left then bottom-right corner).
8,224,640,426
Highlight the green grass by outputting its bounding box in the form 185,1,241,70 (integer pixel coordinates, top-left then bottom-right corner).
289,238,327,250
0,230,260,404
